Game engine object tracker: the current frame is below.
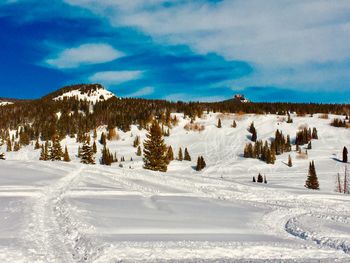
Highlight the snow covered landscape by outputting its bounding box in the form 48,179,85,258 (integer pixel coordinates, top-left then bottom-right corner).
0,111,349,262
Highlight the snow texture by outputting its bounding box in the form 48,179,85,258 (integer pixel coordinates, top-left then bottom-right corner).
0,112,349,262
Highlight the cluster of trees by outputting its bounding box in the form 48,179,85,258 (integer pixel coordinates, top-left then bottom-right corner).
244,129,291,164
331,118,348,128
39,134,70,162
295,127,318,146
0,84,348,146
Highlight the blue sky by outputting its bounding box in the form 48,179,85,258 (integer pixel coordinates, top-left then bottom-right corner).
0,0,349,102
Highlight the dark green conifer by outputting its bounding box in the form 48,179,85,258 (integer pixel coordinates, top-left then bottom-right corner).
184,148,191,161
143,121,168,172
63,146,70,162
305,161,319,190
178,147,183,161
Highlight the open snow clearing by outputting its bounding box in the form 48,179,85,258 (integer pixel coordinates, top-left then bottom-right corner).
0,113,349,262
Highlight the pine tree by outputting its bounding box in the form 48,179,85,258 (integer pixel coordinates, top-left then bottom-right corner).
288,154,292,167
143,121,168,172
100,132,106,145
63,146,70,162
39,142,49,161
184,148,191,161
196,156,202,171
312,127,318,139
6,139,12,152
101,145,113,165
34,138,41,150
251,128,257,142
133,135,140,147
178,147,183,161
0,152,5,160
93,128,97,140
217,118,222,128
257,173,263,183
50,134,63,161
305,161,319,190
80,140,95,164
343,146,348,163
232,120,237,128
92,141,97,153
166,146,174,163
136,146,142,156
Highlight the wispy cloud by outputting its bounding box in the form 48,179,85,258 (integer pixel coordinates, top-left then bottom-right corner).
88,70,143,85
125,86,154,97
65,0,350,93
46,43,123,69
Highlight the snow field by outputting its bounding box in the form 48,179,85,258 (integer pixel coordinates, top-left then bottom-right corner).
0,112,349,262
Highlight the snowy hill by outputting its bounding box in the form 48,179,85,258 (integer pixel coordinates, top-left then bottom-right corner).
49,84,115,103
0,101,14,106
0,111,349,262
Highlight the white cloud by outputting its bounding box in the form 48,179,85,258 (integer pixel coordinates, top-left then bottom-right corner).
46,43,123,68
126,86,154,97
64,0,350,92
88,70,143,85
64,0,350,66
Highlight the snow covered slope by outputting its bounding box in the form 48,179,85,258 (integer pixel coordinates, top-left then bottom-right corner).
0,101,14,106
52,84,115,103
0,112,349,262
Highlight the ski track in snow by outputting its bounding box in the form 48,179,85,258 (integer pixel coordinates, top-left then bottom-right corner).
22,165,104,262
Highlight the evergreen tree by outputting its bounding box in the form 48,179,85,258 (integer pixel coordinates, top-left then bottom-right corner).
184,148,191,161
0,153,5,160
196,156,202,171
143,121,168,172
50,134,63,161
6,139,12,152
178,147,183,161
100,132,106,145
80,140,95,164
251,128,257,142
39,142,49,161
101,145,113,165
305,161,319,190
63,146,70,162
133,135,140,147
92,141,97,153
136,146,142,156
307,141,312,150
312,127,318,139
252,176,256,182
343,146,348,163
288,155,292,167
34,138,41,150
217,118,222,128
257,173,263,183
166,146,174,163
232,120,237,128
